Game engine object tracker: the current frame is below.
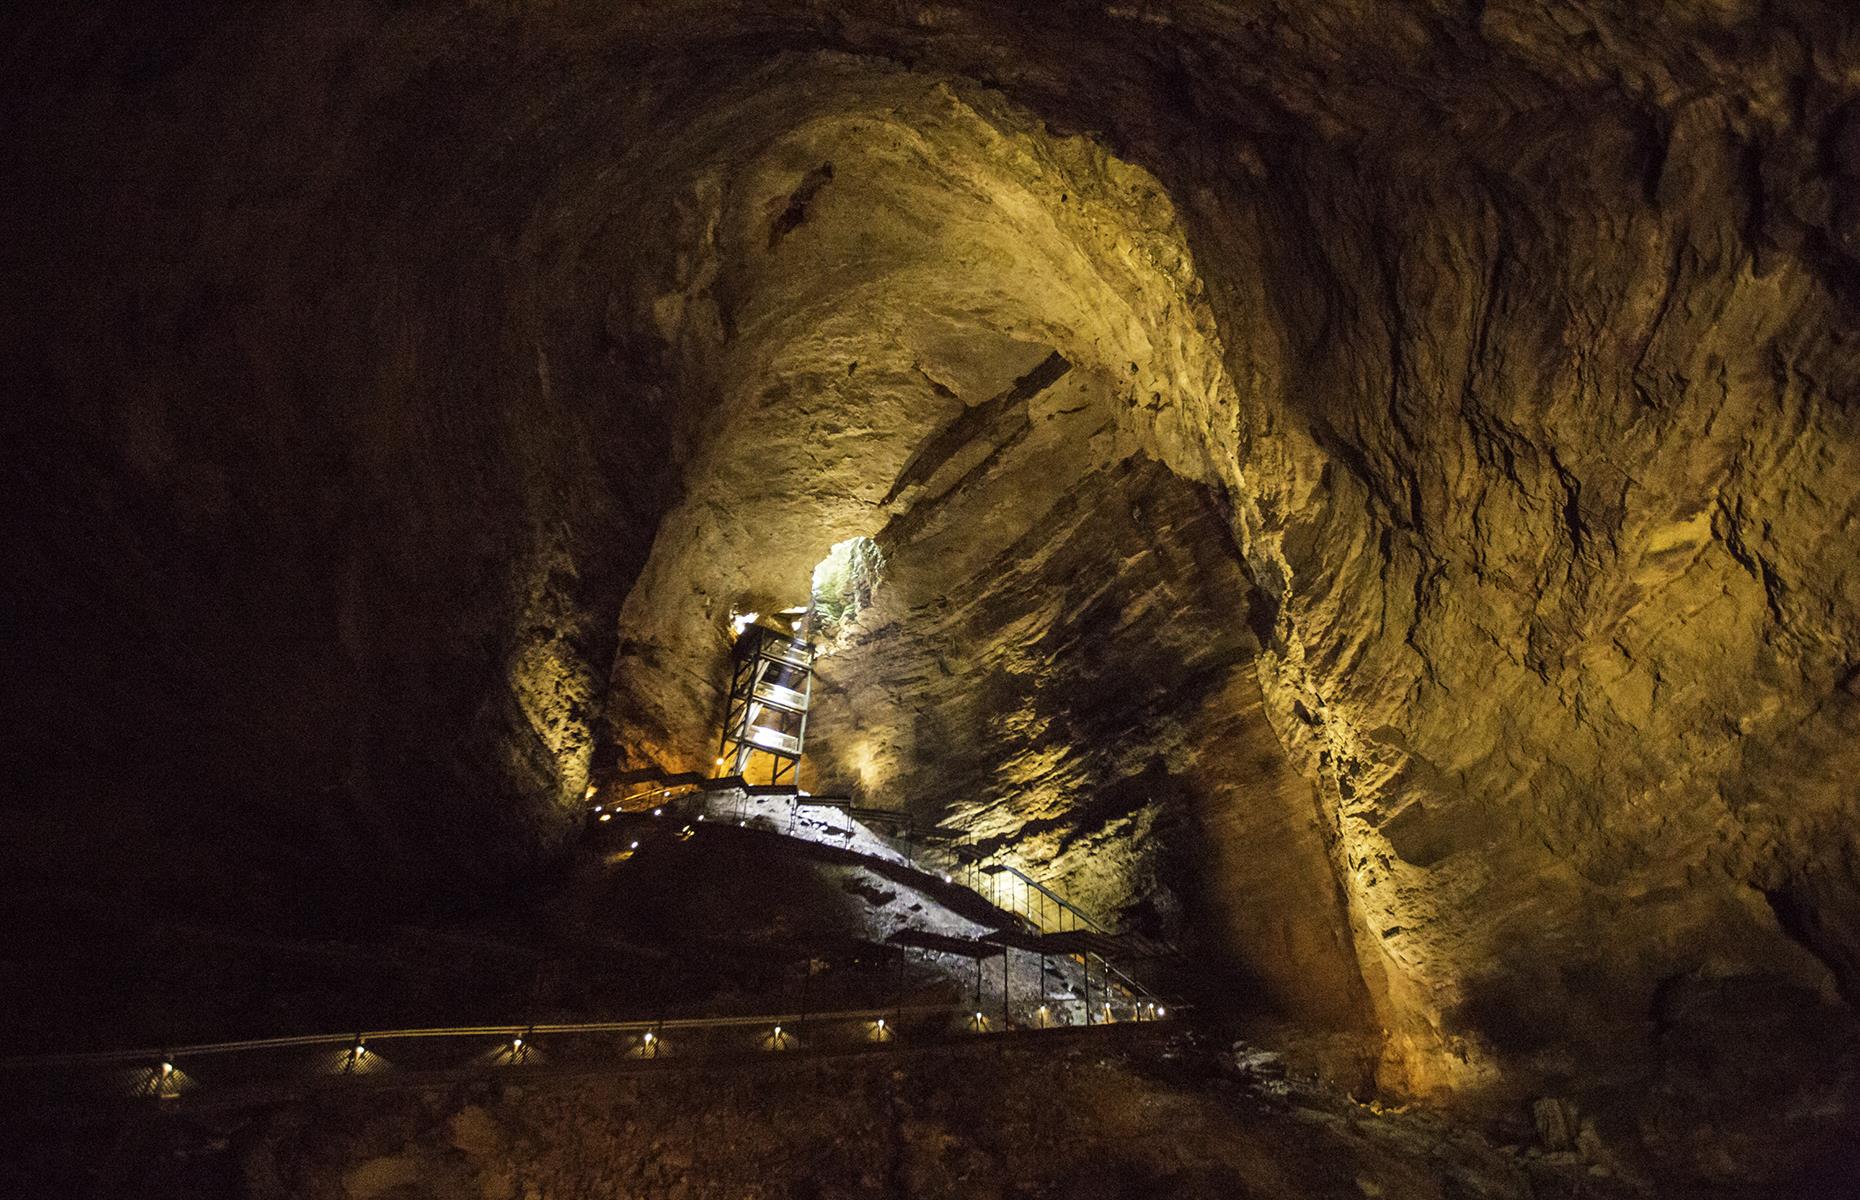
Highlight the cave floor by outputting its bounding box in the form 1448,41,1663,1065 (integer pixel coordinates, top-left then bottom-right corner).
10,1028,1658,1200
14,805,1845,1198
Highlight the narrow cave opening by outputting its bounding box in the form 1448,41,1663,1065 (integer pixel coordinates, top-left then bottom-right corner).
809,535,883,648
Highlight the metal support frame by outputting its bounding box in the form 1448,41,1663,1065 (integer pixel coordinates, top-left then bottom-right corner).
717,625,814,785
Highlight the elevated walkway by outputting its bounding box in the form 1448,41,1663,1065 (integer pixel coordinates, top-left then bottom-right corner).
593,783,1181,1010
9,792,1181,1110
4,1007,1176,1113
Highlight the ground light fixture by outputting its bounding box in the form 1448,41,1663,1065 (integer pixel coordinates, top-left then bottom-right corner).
599,813,612,822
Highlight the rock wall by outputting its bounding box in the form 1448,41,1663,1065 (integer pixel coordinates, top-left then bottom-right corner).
803,457,1371,1033
2,6,696,929
597,61,1234,778
1163,33,1860,1103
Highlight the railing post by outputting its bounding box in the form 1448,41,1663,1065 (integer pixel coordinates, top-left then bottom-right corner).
799,951,811,1036
973,958,982,1027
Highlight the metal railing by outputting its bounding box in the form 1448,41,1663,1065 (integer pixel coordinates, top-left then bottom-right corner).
7,1000,1178,1107
634,788,1139,930
6,787,1185,1107
968,861,1107,934
808,805,1173,1005
751,678,809,712
602,788,1171,1009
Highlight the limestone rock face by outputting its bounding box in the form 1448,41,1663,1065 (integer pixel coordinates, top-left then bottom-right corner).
598,62,1231,778
5,0,1860,1183
802,457,1371,1034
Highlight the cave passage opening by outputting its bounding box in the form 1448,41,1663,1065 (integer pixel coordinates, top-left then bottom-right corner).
588,55,1374,1049
601,57,1252,789
810,535,883,648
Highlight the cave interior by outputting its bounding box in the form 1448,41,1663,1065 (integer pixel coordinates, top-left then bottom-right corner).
4,3,1860,1197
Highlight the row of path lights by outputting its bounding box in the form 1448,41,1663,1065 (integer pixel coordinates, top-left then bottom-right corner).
124,989,1174,1106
